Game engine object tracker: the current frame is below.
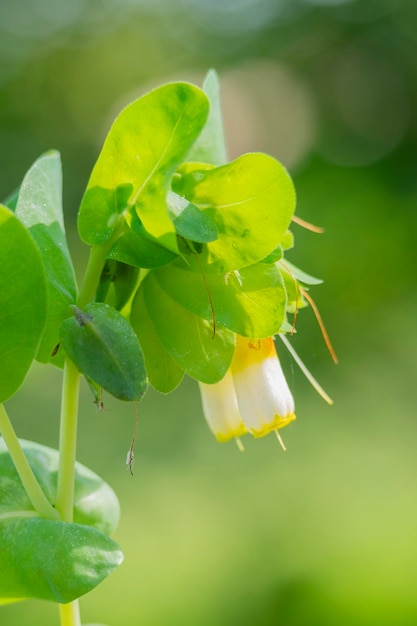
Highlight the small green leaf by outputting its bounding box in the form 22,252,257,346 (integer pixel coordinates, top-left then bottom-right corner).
0,205,47,403
60,303,148,401
186,69,228,166
15,151,77,365
140,272,235,383
131,284,184,394
280,259,323,285
0,517,123,603
108,211,177,269
154,258,287,338
173,153,296,273
167,191,218,243
78,83,210,252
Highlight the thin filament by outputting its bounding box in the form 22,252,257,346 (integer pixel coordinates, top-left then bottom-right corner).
292,214,325,234
300,287,338,364
274,429,287,451
279,334,334,405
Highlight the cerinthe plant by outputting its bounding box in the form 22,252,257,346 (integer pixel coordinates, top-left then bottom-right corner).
0,70,335,626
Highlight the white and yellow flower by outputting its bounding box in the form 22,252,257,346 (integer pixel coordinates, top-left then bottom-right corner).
199,335,295,444
198,370,248,443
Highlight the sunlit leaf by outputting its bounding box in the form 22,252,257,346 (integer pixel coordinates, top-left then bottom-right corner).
186,69,228,166
140,272,235,383
130,285,184,394
154,258,287,338
78,83,209,252
0,205,47,403
173,153,296,272
15,151,77,365
60,303,148,402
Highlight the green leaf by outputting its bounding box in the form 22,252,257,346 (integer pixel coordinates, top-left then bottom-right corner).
108,211,177,269
0,438,123,603
60,303,148,401
186,69,228,166
130,284,184,393
15,151,77,365
78,83,210,252
154,258,286,338
2,187,19,211
280,259,323,285
0,438,120,535
139,272,235,383
173,153,296,273
0,205,47,403
167,191,218,243
96,259,139,312
0,517,123,603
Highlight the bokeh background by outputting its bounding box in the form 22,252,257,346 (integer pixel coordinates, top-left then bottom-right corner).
1,0,417,624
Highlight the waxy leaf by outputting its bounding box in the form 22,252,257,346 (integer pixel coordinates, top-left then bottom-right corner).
186,69,228,166
0,438,120,536
60,303,148,401
173,153,296,273
0,438,122,603
0,205,47,403
139,272,235,383
15,151,77,364
0,517,123,603
78,83,210,252
154,258,287,339
131,286,184,394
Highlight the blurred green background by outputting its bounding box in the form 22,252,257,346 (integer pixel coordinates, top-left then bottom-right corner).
1,0,417,624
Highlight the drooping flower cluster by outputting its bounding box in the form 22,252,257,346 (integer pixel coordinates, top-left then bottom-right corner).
199,336,295,445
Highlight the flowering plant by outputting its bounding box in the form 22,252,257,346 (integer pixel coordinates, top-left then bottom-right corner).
0,70,333,625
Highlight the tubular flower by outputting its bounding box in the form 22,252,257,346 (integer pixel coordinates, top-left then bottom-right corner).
231,336,296,438
198,370,248,443
199,335,295,444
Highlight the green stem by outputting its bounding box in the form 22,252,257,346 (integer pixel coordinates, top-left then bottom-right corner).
77,235,121,309
59,601,81,626
56,238,118,626
0,404,59,520
55,357,80,522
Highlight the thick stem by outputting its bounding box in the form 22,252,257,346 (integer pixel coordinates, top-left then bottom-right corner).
0,404,59,520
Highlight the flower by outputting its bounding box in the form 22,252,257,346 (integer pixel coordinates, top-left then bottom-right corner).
198,370,248,443
231,336,296,438
199,335,295,444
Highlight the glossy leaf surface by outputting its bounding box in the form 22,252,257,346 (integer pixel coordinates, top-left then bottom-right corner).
78,83,209,252
0,439,122,603
174,153,296,273
60,303,148,401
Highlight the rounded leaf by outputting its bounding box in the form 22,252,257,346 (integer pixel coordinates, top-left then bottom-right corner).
0,205,47,402
60,303,148,401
